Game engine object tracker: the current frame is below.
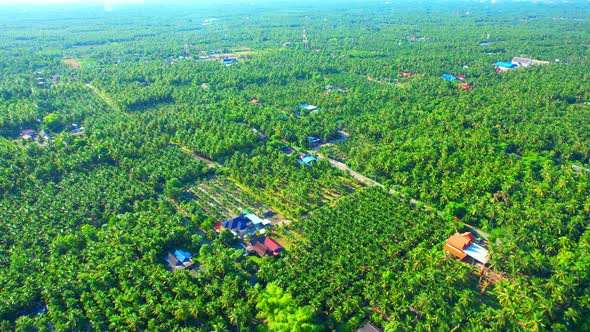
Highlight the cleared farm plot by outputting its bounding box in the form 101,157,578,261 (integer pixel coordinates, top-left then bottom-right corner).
188,177,287,224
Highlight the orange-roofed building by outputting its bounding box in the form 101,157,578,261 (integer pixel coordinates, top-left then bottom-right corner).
443,232,489,264
459,83,474,90
447,232,474,250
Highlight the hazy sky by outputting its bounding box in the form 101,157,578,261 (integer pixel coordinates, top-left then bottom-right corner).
0,0,145,3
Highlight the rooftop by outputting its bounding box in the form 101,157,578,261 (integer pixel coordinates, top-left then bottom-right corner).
441,74,456,81
495,61,517,69
446,232,474,251
299,155,318,165
443,232,489,264
299,104,318,111
464,243,489,264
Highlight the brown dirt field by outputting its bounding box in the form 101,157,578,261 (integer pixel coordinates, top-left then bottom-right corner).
63,59,80,69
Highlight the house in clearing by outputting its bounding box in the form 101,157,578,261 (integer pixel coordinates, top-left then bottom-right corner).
443,232,489,265
20,129,38,141
222,213,271,237
247,236,283,257
250,99,262,106
166,249,195,271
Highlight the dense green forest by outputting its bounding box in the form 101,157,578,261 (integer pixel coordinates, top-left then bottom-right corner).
1,0,589,330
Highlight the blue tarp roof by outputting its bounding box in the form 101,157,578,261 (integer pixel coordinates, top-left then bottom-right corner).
441,74,456,81
173,249,192,262
496,62,516,68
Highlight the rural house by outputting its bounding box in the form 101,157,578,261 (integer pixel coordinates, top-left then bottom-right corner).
443,232,489,265
222,213,271,237
495,62,517,71
247,236,283,257
166,249,195,271
299,155,318,166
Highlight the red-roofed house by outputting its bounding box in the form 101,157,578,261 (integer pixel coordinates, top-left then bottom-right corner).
264,238,283,256
247,236,283,257
252,242,268,257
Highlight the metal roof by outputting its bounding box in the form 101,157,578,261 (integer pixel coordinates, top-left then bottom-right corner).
496,61,517,68
245,214,270,225
464,243,489,264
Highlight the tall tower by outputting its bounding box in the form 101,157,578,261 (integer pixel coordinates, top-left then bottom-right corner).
302,29,309,49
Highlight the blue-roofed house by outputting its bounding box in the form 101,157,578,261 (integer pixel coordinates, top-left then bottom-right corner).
307,135,321,147
441,74,456,81
299,155,318,166
222,215,251,236
495,62,517,72
223,57,238,66
166,249,195,271
223,214,271,237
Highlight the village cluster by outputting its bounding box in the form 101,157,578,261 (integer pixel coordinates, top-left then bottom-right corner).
166,211,284,272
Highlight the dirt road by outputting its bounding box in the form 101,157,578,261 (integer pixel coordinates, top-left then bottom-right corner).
316,151,489,240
